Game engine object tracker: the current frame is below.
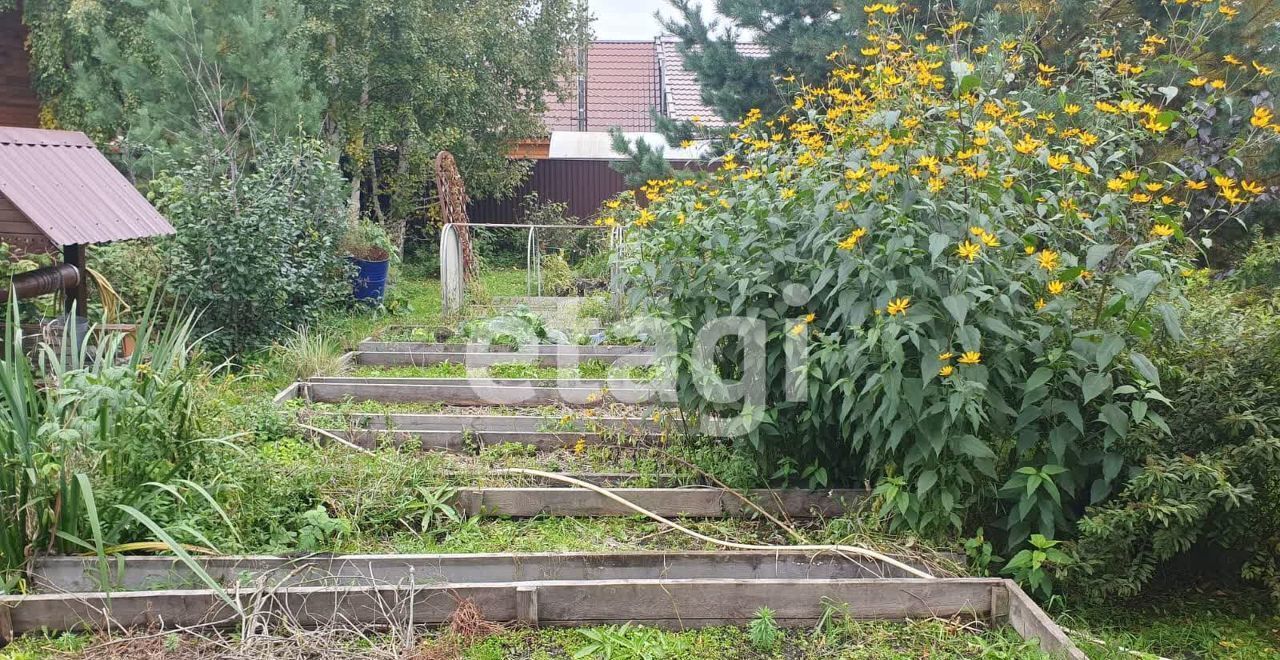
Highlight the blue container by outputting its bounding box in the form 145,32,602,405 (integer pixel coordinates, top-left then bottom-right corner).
350,256,390,302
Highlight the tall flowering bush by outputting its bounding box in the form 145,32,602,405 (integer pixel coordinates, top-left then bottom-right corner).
620,1,1278,571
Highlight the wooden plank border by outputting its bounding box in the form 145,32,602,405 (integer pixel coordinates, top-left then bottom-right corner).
312,428,663,453
451,487,866,518
27,550,946,593
0,578,1083,657
357,338,651,356
305,381,668,406
354,350,655,367
298,412,659,434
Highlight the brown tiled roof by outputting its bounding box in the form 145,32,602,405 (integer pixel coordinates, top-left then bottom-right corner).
0,127,174,246
544,41,660,132
658,37,767,127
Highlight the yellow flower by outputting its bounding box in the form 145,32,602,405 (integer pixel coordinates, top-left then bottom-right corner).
1188,77,1208,87
605,199,622,210
1242,179,1265,195
939,352,954,361
979,231,1000,248
1037,249,1060,271
958,351,982,365
1047,280,1066,295
635,209,655,227
1130,192,1153,203
803,313,816,323
1063,103,1081,115
1186,180,1208,190
837,227,868,250
1047,153,1070,170
680,140,694,148
1223,54,1243,66
1035,298,1046,310
780,188,796,200
1014,133,1044,155
957,240,981,262
1252,106,1274,129
886,297,910,316
1253,61,1275,76
939,365,955,377
1107,178,1128,193
1219,5,1239,18
1151,223,1175,238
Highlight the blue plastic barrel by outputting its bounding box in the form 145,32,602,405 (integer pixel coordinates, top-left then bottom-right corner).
350,256,390,302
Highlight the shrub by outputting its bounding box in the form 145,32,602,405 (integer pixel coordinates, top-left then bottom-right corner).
153,136,349,356
619,4,1276,565
539,252,575,296
1068,272,1280,602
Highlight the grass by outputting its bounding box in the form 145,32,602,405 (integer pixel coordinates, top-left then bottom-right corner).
0,617,1051,659
1061,584,1280,659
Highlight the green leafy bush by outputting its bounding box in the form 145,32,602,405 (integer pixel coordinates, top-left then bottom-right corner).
540,252,575,296
1068,272,1280,602
619,6,1276,565
153,137,350,356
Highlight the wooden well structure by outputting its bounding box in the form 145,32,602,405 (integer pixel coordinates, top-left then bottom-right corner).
0,127,174,319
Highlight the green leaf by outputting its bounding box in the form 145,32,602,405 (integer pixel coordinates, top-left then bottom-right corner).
1025,367,1054,393
942,294,969,325
1086,244,1116,269
917,470,938,496
1082,372,1110,404
1129,352,1160,387
929,233,951,262
956,434,995,460
1096,334,1124,370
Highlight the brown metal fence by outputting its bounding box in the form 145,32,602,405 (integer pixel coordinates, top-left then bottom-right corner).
468,159,627,223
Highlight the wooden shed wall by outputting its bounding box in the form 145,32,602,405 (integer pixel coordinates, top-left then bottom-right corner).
0,193,52,254
0,9,39,128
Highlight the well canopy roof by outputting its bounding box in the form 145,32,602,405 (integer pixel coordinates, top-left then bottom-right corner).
0,127,174,247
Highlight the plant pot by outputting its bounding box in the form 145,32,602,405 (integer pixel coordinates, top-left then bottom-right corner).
349,256,390,302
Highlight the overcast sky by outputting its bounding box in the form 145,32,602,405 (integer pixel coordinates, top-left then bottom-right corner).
590,0,720,40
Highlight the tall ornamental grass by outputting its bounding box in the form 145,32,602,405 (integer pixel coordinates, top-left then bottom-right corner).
0,298,237,598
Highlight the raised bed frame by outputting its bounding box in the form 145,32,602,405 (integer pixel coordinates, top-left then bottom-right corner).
1,551,1084,658
289,379,667,406
352,350,655,368
356,338,649,355
451,487,864,518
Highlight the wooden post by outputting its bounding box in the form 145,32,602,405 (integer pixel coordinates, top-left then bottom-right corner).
516,585,539,627
61,243,87,319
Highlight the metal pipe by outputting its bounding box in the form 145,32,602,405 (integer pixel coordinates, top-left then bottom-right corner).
1,263,80,300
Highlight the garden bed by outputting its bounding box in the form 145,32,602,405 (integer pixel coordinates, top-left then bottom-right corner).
1,560,1084,659
292,379,668,406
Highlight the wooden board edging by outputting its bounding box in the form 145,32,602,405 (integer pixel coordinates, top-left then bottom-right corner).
0,578,1084,657
357,339,650,356
1,578,997,638
314,428,663,453
452,487,866,518
27,550,944,593
1002,579,1088,660
306,381,668,406
355,350,655,367
298,412,658,434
